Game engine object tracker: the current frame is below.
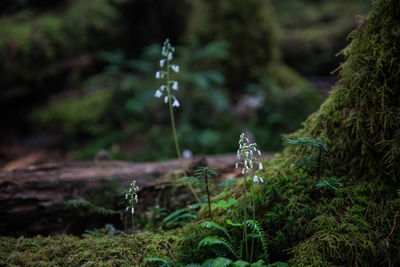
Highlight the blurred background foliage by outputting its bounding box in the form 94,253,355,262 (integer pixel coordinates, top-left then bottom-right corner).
0,0,369,162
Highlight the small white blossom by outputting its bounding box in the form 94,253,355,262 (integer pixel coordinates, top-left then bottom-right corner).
131,207,135,214
171,65,179,73
172,81,178,90
125,194,128,200
154,90,163,98
235,162,239,168
259,163,263,170
160,59,165,67
172,99,180,107
168,52,173,60
253,175,264,183
242,168,245,174
164,96,168,103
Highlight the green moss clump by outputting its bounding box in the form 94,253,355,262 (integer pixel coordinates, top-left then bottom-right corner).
288,0,400,183
0,231,179,267
34,89,113,137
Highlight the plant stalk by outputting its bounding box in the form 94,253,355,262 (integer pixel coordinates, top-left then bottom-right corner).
166,61,201,203
250,184,256,263
243,169,248,261
205,175,213,219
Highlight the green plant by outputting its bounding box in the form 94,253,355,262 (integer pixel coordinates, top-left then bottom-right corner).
198,219,269,264
65,199,121,217
144,257,175,267
192,167,218,219
125,180,139,234
286,137,328,179
235,133,264,262
154,38,200,203
162,205,199,229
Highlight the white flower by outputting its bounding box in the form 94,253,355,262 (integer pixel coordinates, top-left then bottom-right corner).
134,194,138,203
160,85,166,91
172,81,178,90
242,168,245,174
171,65,179,73
259,163,263,170
164,96,168,103
155,71,161,79
235,162,238,168
168,52,173,60
160,59,165,67
154,90,163,98
131,207,135,214
125,194,128,200
172,99,180,107
253,175,264,183
258,150,261,156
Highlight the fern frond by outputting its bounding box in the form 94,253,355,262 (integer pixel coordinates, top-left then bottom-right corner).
247,220,269,261
206,257,232,267
200,221,231,240
198,236,239,259
65,199,119,216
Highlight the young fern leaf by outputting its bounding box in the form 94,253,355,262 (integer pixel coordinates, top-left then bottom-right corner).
65,199,119,216
247,220,269,261
202,257,232,267
162,207,197,228
200,221,231,240
198,236,239,259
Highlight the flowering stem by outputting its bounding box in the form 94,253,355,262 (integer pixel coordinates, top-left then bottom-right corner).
250,184,256,263
166,60,201,203
243,168,248,261
131,214,134,234
205,174,213,219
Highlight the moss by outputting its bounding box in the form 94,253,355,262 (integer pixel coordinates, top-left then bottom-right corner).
287,0,400,183
0,231,179,267
34,89,113,137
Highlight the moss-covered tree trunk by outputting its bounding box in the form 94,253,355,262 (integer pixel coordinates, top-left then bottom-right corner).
289,0,400,183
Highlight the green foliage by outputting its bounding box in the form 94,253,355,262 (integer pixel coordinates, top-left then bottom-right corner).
212,199,238,210
286,137,328,179
65,199,120,217
163,208,197,229
144,257,173,267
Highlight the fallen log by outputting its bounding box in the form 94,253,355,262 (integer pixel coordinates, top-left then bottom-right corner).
0,154,272,236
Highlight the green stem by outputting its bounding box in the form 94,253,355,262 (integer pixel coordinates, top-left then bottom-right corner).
205,175,213,219
243,169,248,261
250,184,256,263
166,60,201,203
131,213,134,234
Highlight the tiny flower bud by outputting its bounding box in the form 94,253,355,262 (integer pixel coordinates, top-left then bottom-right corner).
164,96,168,103
235,163,238,168
172,81,178,90
168,52,173,60
259,163,263,170
154,90,163,98
172,99,180,107
131,208,135,214
160,59,165,67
